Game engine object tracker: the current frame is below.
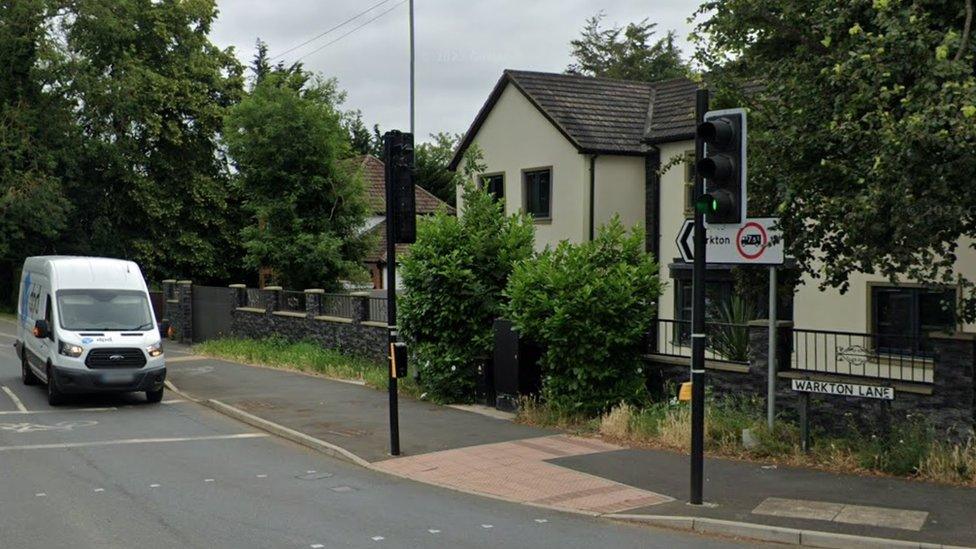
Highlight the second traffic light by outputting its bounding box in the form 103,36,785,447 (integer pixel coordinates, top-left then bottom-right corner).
696,109,746,225
382,131,416,244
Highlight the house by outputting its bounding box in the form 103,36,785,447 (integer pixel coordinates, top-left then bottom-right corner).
449,69,976,350
356,155,455,289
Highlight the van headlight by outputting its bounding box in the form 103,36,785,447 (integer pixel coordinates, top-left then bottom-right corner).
146,342,164,358
58,341,84,358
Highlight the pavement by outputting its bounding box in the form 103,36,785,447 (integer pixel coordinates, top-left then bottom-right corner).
158,338,976,549
0,319,759,548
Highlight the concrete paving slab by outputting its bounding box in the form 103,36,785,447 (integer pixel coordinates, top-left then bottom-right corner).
832,504,928,531
753,497,845,521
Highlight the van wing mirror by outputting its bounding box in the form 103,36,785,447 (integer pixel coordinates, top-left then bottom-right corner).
33,319,51,340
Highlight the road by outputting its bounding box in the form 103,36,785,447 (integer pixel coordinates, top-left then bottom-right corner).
0,320,762,548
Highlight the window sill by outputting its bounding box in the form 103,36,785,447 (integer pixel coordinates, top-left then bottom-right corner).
532,217,552,225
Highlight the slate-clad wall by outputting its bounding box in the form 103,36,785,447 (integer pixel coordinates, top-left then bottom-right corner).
646,322,975,441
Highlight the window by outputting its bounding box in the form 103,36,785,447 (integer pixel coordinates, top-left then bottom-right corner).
480,173,504,201
683,150,695,216
673,278,734,343
523,168,551,219
57,289,154,331
872,286,955,353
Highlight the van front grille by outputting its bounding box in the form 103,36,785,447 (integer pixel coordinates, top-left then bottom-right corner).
85,348,146,369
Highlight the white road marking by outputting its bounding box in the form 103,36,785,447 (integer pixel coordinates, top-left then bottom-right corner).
534,519,548,523
1,386,28,413
0,407,117,415
160,399,186,405
35,493,46,497
311,545,324,548
0,420,98,433
307,470,316,474
427,529,441,534
149,484,160,488
204,478,215,483
0,432,267,452
481,524,493,529
256,474,267,478
93,488,105,493
371,536,384,541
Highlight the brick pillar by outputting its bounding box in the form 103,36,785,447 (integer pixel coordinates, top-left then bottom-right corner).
262,286,281,316
350,291,370,324
305,289,324,319
177,280,193,344
229,284,246,308
928,332,976,440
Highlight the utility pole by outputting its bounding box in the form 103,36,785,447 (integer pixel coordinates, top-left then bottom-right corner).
690,88,709,506
409,0,415,137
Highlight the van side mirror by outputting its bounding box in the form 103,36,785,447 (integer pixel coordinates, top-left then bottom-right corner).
33,319,51,340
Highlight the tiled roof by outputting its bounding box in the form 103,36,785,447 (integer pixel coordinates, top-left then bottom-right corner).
355,155,455,215
363,220,410,263
449,70,699,169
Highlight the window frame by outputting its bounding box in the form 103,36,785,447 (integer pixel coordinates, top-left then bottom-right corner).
682,150,696,217
522,166,553,221
869,285,957,354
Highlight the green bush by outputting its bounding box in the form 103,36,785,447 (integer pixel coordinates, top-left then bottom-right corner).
505,217,661,415
399,183,534,403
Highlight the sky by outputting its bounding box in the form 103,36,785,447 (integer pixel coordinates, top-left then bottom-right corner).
210,1,699,144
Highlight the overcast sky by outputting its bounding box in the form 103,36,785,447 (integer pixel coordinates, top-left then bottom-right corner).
210,1,698,144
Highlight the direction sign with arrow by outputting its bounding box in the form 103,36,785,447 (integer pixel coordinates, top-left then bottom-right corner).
675,217,783,265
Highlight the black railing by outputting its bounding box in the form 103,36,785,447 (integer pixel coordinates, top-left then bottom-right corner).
368,297,387,323
322,293,354,318
280,291,306,313
791,328,932,383
651,318,751,364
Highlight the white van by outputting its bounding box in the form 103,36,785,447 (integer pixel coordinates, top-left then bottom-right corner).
14,256,166,405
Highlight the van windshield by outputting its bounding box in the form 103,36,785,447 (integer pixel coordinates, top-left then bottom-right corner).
57,290,154,331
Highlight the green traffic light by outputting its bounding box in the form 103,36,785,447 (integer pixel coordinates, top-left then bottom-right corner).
694,195,718,214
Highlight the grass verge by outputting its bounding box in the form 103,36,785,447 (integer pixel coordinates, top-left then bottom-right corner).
194,337,419,397
516,394,976,487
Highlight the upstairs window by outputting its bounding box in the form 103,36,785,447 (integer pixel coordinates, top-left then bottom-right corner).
523,168,552,219
480,173,504,202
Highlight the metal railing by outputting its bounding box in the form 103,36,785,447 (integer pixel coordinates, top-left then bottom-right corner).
650,318,751,364
791,328,933,383
368,297,387,323
245,288,262,308
280,291,306,313
321,293,354,318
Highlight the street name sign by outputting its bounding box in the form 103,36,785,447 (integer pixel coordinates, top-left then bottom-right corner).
791,379,894,400
676,217,783,265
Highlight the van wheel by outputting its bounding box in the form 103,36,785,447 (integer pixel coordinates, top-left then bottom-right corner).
146,387,164,404
22,353,39,386
47,366,65,406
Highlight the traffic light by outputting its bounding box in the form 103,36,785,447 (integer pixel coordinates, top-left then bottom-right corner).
695,109,746,225
382,131,416,243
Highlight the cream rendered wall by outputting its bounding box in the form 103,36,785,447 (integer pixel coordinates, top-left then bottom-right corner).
593,155,645,235
456,84,588,252
655,141,695,323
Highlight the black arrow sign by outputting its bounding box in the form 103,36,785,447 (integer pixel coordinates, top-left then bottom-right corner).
676,219,694,262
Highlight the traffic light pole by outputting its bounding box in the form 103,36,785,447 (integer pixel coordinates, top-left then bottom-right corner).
386,165,400,457
690,88,709,506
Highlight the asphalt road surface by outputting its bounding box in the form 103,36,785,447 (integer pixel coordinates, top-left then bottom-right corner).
0,322,764,548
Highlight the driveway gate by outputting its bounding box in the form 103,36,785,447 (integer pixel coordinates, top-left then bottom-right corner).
191,285,234,342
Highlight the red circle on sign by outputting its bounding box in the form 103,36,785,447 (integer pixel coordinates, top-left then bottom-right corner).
736,222,768,260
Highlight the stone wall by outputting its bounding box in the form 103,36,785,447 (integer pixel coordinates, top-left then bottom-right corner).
645,321,975,441
229,286,388,363
161,279,193,344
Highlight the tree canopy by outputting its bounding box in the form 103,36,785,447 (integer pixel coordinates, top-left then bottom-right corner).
568,11,689,81
224,61,370,290
694,0,976,317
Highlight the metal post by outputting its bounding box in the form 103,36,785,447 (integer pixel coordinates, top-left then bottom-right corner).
409,0,415,137
690,88,708,506
385,140,401,457
799,391,810,452
768,266,777,430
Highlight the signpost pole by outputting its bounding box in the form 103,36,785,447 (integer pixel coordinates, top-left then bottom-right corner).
690,88,708,506
767,265,777,430
385,143,401,457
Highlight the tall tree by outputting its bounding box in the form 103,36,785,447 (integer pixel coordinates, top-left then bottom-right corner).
61,0,245,282
568,11,689,81
694,0,976,317
415,132,462,205
0,0,75,300
224,62,370,290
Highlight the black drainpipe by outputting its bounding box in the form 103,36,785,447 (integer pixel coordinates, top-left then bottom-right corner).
589,154,598,241
645,147,661,353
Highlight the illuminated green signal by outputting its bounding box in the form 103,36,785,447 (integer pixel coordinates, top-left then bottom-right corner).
694,195,718,214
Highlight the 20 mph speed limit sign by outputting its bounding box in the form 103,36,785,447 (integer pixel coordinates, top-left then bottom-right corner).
676,217,784,265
